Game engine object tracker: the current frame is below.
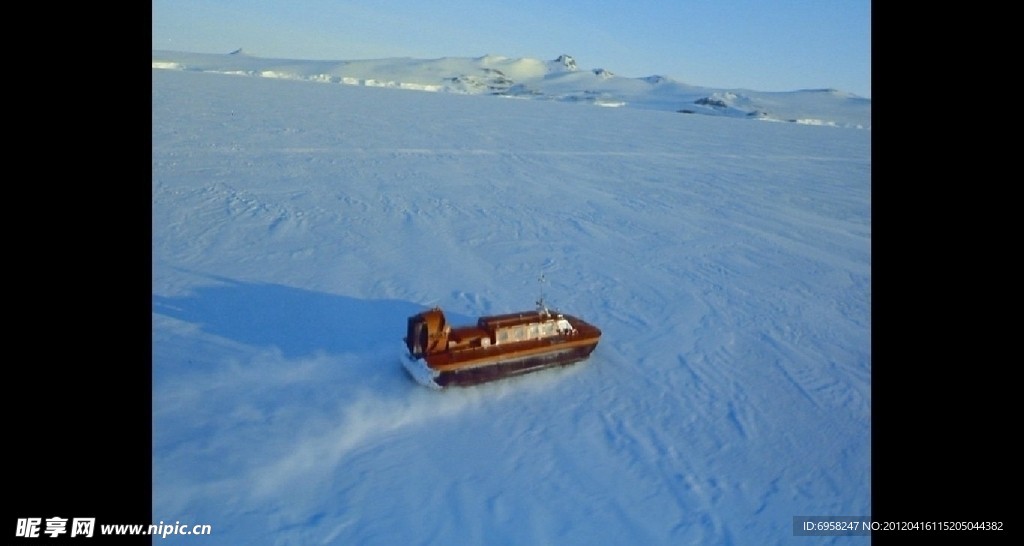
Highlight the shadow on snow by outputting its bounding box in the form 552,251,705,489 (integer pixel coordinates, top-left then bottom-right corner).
153,275,473,358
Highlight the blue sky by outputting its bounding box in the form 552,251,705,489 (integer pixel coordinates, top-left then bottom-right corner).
152,0,871,98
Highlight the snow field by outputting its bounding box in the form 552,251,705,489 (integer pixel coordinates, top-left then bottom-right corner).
153,67,869,545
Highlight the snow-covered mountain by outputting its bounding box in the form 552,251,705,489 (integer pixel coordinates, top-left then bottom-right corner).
152,50,871,129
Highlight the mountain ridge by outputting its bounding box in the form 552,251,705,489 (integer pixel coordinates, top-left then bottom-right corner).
152,50,870,129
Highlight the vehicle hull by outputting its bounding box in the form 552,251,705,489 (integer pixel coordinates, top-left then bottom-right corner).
402,307,601,389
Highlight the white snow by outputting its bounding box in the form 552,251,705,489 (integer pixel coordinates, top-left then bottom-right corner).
153,51,870,545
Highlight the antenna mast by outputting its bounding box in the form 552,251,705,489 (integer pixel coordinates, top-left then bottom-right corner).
536,273,549,316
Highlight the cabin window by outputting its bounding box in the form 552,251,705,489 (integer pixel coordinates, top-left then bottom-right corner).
528,325,539,338
498,330,509,343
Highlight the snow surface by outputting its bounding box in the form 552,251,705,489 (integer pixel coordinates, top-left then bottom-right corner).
153,54,870,545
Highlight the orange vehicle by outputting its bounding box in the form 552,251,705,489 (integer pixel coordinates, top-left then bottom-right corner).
402,300,601,389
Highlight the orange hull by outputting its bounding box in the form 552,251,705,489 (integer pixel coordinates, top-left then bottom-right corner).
403,307,601,388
